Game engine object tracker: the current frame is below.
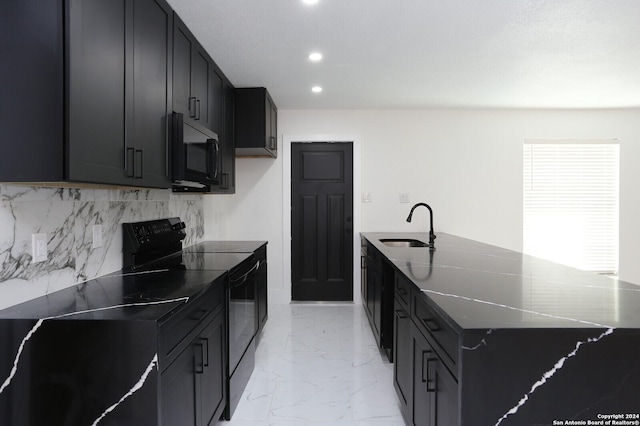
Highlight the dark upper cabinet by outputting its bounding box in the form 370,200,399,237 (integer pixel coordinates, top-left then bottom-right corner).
66,0,172,188
172,14,235,193
2,0,236,190
0,0,64,182
173,14,220,134
216,79,236,193
235,87,278,158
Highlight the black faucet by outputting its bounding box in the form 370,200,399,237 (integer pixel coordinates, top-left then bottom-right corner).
406,202,436,250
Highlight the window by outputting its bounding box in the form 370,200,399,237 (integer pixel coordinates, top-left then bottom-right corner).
523,139,619,274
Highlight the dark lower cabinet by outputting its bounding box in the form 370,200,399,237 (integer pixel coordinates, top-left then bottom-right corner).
161,309,226,426
411,324,458,426
393,299,412,417
161,339,198,426
394,272,459,426
363,242,394,360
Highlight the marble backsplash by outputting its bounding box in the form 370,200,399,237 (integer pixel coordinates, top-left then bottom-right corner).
0,184,204,310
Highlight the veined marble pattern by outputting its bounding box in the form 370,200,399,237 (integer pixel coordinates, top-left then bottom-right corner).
0,184,204,310
224,304,406,426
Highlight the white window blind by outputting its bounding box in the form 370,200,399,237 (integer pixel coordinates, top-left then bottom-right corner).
523,139,619,274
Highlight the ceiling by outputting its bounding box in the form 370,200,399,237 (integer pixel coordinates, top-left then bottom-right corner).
166,0,640,110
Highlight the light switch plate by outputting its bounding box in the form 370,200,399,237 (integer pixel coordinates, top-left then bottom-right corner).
399,193,410,203
32,233,48,263
362,192,372,203
92,224,103,249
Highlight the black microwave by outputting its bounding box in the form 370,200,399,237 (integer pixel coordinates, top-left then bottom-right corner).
171,112,220,191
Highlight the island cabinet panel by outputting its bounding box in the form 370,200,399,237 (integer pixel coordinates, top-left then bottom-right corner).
393,297,412,420
67,0,172,188
363,241,395,360
394,271,460,426
459,328,640,425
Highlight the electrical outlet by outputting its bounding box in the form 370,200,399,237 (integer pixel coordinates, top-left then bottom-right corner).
362,192,372,203
32,233,48,263
399,193,410,203
92,224,103,249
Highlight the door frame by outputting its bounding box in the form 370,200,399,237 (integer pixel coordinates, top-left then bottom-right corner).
282,134,362,305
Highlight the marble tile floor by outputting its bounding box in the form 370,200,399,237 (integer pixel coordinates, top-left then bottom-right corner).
220,303,406,426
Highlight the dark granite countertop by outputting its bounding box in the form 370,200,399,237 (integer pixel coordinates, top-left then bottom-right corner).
0,240,266,322
362,232,640,330
183,240,267,253
0,268,227,321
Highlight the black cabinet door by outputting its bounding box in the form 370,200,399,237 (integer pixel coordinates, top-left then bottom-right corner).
161,311,226,426
412,324,436,426
412,323,458,426
173,16,193,118
218,79,236,193
129,0,172,187
173,14,219,133
192,45,210,126
161,342,199,426
210,67,224,136
1,0,63,182
66,0,128,185
393,299,412,417
433,358,458,426
198,312,226,426
67,0,171,188
235,87,277,158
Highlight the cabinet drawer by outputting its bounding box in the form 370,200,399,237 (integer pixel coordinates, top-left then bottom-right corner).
159,281,224,368
394,274,411,310
412,292,459,374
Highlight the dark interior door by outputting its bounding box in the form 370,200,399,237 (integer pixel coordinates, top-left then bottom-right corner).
291,142,353,301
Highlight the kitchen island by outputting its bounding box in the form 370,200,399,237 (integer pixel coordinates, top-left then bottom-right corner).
362,232,640,426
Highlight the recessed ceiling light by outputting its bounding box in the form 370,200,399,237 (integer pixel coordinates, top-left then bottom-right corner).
309,52,323,62
312,86,323,93
302,0,319,4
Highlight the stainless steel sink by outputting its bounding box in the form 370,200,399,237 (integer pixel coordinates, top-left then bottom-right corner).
380,239,429,248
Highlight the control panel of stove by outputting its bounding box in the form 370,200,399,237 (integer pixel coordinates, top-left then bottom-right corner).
122,218,187,269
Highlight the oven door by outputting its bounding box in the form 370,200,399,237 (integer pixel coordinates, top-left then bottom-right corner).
228,260,259,374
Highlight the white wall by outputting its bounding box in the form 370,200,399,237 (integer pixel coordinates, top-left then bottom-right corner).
205,108,640,304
